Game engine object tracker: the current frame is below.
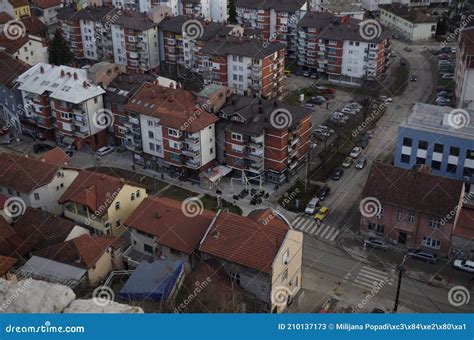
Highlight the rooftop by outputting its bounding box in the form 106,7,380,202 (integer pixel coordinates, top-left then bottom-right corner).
38,147,71,165
401,103,474,141
236,0,307,12
199,211,289,273
0,12,13,24
8,0,28,8
379,4,437,24
30,0,61,9
159,15,234,40
20,15,48,36
0,255,17,276
0,51,29,89
0,216,31,259
200,36,286,59
0,152,61,193
124,197,215,255
16,63,105,104
0,34,31,55
105,73,155,105
363,162,464,218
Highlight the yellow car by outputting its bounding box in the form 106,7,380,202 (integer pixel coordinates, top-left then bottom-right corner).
314,207,329,222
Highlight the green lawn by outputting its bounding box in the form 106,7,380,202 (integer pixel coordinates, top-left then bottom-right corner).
200,194,242,215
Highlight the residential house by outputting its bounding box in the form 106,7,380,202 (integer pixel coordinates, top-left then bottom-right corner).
59,170,148,236
0,215,31,259
379,4,437,41
38,147,72,166
0,152,79,215
216,95,312,184
360,162,464,257
124,82,218,179
452,190,474,260
124,196,215,271
199,208,303,313
198,36,286,99
20,15,49,39
455,26,474,110
16,63,108,150
394,103,474,184
0,11,13,29
30,0,62,26
20,234,124,286
0,34,47,66
13,207,89,252
0,51,29,135
297,12,391,86
236,0,307,59
6,0,30,19
0,255,17,281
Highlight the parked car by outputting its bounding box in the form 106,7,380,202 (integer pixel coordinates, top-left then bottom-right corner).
400,58,407,66
32,143,54,154
304,103,315,109
379,96,392,103
318,125,334,134
356,138,369,149
313,129,330,137
2,136,14,145
341,107,359,115
453,259,474,273
441,73,454,79
303,71,310,77
305,197,320,214
355,158,367,170
317,186,331,201
314,206,329,222
350,146,362,158
366,130,374,139
404,47,412,52
330,117,346,125
406,249,437,263
364,237,388,251
331,168,344,180
410,75,418,82
96,146,114,156
310,73,318,79
342,157,353,168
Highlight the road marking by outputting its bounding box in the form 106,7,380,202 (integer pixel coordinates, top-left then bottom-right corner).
304,223,315,232
309,225,318,234
319,225,331,238
292,216,303,228
360,269,388,281
329,230,340,241
325,229,335,240
299,219,312,231
313,224,324,236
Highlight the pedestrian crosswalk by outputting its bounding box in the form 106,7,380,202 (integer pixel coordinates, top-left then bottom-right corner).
345,265,394,290
292,215,340,242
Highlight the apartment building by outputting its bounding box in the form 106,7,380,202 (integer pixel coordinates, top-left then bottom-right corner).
236,0,307,59
297,12,391,86
59,170,148,236
394,103,474,184
455,27,474,110
57,6,162,73
2,0,30,19
452,191,474,260
379,4,437,41
16,63,109,150
200,209,303,313
124,82,218,179
0,51,29,134
360,162,464,257
0,152,79,216
158,15,243,75
0,34,47,65
199,37,286,99
30,0,62,26
216,95,312,184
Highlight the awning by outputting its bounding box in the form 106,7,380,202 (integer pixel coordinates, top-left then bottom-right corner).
200,165,232,183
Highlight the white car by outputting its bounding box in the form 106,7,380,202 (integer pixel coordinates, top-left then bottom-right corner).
453,259,474,273
350,146,362,158
96,146,114,156
318,125,334,134
305,197,320,214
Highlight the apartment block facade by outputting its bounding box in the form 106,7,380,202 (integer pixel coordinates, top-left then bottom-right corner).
297,12,391,86
455,27,474,110
16,63,108,150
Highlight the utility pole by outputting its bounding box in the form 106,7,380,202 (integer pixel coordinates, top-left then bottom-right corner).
393,266,403,313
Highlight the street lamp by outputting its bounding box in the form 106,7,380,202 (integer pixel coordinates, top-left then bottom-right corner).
393,256,408,313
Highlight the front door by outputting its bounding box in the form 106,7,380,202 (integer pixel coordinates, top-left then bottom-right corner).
399,232,407,245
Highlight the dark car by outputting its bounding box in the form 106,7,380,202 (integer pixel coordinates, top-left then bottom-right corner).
410,75,418,82
32,143,54,154
364,237,388,251
406,249,437,264
400,58,407,66
308,97,325,105
317,186,331,201
331,168,344,181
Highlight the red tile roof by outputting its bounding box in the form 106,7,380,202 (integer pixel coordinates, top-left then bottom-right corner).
0,152,61,193
8,0,28,8
0,35,30,55
125,196,215,254
200,211,289,273
0,216,31,258
14,207,78,251
0,12,13,24
39,147,71,165
58,170,128,217
124,82,218,133
363,162,463,217
0,255,17,276
247,208,289,229
21,15,48,36
34,234,123,269
0,51,29,89
454,205,474,240
31,0,61,9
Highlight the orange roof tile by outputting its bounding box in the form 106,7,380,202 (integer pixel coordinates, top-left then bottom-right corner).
39,147,71,165
0,255,17,276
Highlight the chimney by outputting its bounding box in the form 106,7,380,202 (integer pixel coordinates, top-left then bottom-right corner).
101,174,106,180
73,72,78,80
128,76,133,84
168,95,175,102
151,90,157,98
61,70,65,77
40,66,44,73
155,212,161,219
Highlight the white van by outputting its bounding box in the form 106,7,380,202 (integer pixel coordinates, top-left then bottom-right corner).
305,197,320,214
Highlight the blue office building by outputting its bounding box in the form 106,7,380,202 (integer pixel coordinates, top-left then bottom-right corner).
394,103,474,184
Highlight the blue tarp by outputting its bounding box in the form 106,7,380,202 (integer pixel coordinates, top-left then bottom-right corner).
119,259,183,301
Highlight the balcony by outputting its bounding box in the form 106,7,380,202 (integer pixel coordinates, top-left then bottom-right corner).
182,148,200,157
185,134,200,144
185,159,201,169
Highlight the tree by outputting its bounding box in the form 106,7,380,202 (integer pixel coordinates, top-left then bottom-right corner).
228,0,237,24
48,29,74,66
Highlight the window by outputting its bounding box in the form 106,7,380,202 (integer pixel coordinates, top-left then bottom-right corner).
231,132,242,141
402,138,412,147
450,147,460,157
416,157,425,165
418,140,428,150
144,244,153,254
230,272,240,285
400,154,410,164
148,131,154,139
368,222,384,234
130,193,135,201
281,268,288,283
210,147,213,154
168,128,179,137
447,163,457,174
377,207,384,219
282,249,289,265
136,190,141,198
429,217,440,229
147,120,153,127
434,143,443,153
34,193,40,200
422,236,441,249
149,143,155,151
170,153,181,161
397,210,403,221
115,202,121,210
116,219,121,227
94,97,98,104
408,211,414,223
431,160,441,170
